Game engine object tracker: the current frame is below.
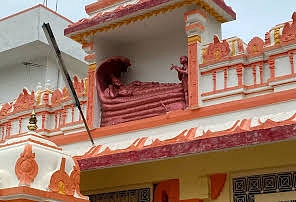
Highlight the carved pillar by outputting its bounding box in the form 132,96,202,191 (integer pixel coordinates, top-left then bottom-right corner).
41,113,46,129
289,51,295,74
184,10,206,108
62,107,67,126
82,43,96,128
269,57,275,79
7,122,11,138
18,118,22,134
71,106,75,123
224,69,228,89
212,71,217,91
1,125,4,140
252,65,257,84
259,63,263,84
236,65,243,87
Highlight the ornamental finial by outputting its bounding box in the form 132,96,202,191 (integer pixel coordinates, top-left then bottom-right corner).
27,109,38,131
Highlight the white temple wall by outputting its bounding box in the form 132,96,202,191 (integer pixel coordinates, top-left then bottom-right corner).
216,70,224,90
227,68,238,88
38,6,85,62
44,57,60,89
61,98,296,156
243,67,253,86
0,61,45,103
118,33,187,84
255,65,261,84
0,6,85,62
94,39,122,64
0,8,39,53
202,13,221,45
94,32,187,84
263,63,270,83
0,5,88,104
0,55,86,104
200,74,213,93
274,56,291,77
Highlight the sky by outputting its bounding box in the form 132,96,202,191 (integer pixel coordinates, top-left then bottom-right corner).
0,0,295,43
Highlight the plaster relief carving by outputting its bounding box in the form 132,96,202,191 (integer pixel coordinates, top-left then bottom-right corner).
15,144,38,186
96,56,186,126
73,75,86,95
281,12,296,43
203,35,230,62
49,157,75,196
70,164,82,196
246,37,264,56
13,88,35,112
51,89,63,105
171,56,189,106
0,102,12,117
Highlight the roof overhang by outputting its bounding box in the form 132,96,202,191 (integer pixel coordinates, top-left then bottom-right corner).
64,0,236,44
77,123,296,171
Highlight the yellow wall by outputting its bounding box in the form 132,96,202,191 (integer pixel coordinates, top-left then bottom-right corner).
81,139,296,201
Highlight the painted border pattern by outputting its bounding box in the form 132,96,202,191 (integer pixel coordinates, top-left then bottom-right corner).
233,171,296,202
88,187,151,202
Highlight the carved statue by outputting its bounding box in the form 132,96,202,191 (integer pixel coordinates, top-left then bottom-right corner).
104,73,132,98
95,56,186,126
170,56,188,106
13,88,35,112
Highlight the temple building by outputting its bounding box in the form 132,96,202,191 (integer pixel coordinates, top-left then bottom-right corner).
1,1,296,202
0,4,88,202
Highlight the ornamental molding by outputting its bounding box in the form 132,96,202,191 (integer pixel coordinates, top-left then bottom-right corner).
15,144,38,186
49,157,75,196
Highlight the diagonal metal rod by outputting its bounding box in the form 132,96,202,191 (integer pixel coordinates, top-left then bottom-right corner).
42,23,95,146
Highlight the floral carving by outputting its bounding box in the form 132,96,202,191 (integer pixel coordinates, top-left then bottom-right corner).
13,88,35,112
0,102,12,117
203,35,230,62
265,32,271,45
73,75,85,95
62,87,70,98
246,37,264,56
15,144,38,186
281,12,296,43
49,158,75,196
70,162,85,197
237,39,244,54
51,89,63,105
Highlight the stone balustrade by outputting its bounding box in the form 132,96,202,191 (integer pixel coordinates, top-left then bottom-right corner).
0,75,87,141
199,12,296,106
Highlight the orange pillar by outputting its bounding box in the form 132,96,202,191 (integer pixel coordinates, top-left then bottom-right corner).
82,43,96,128
86,64,96,128
187,37,199,107
184,10,206,108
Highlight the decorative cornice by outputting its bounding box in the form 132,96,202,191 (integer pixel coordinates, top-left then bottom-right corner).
65,0,235,44
49,158,75,196
188,35,201,43
78,123,296,170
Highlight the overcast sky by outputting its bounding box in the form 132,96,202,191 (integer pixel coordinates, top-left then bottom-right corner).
0,0,295,43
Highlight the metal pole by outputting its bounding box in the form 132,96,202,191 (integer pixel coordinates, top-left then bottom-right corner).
42,23,95,146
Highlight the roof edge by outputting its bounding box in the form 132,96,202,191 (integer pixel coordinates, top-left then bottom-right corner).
78,123,296,171
64,0,235,38
0,4,73,24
